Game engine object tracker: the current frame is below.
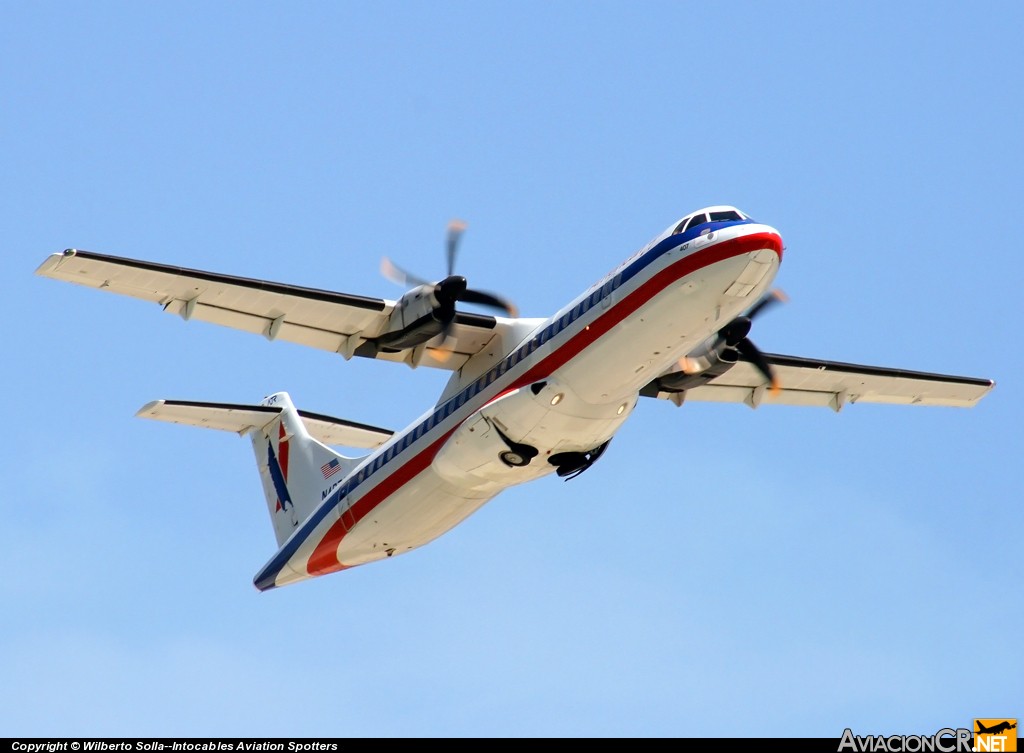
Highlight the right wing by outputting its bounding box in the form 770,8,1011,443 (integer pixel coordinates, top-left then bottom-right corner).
35,249,504,371
641,352,994,410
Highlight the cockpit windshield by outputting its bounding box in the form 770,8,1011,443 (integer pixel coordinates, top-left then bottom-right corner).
672,207,747,235
684,213,707,231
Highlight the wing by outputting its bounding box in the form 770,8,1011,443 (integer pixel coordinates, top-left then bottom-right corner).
641,352,994,410
35,249,502,370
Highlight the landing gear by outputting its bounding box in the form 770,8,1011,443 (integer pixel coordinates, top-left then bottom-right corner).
494,425,539,468
548,440,610,480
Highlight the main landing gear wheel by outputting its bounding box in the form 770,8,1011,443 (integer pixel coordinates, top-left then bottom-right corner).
499,449,533,467
494,425,539,468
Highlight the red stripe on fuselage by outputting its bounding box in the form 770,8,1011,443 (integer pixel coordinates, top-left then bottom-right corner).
306,428,459,576
305,231,782,579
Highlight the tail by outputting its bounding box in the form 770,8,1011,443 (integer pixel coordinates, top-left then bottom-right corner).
138,392,394,547
250,392,360,545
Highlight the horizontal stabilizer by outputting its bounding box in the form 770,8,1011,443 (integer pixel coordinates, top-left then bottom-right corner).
137,399,394,448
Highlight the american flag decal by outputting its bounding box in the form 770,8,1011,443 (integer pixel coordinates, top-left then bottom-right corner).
321,458,342,479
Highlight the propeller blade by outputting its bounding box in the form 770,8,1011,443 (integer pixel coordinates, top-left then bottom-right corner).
446,219,467,277
735,338,780,395
460,288,519,317
383,219,519,319
745,288,788,321
381,256,430,288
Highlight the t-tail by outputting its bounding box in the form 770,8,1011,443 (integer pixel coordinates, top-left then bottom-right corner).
137,392,394,549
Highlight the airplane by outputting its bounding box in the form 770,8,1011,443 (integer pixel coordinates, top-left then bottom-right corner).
976,721,1016,736
35,206,995,590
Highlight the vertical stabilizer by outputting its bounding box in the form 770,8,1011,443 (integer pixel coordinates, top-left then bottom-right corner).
250,392,359,546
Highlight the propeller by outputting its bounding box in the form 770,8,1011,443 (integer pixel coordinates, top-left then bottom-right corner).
381,220,519,361
381,220,519,318
721,289,787,394
679,286,790,391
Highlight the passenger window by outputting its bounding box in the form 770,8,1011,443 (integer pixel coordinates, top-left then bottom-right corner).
684,213,707,231
709,210,742,222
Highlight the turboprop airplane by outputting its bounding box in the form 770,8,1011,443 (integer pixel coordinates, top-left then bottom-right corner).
35,206,994,590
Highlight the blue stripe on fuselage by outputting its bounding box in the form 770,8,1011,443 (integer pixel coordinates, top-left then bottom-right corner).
619,219,751,287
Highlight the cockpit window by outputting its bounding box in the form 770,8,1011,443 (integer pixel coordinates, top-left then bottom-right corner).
673,209,747,235
684,213,708,231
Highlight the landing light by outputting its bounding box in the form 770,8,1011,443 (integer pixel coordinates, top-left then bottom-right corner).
550,393,564,406
616,402,627,416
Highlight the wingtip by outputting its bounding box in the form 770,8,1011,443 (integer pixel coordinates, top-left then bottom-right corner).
135,400,165,418
36,248,84,277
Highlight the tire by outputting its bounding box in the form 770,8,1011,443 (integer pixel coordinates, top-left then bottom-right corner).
500,450,530,467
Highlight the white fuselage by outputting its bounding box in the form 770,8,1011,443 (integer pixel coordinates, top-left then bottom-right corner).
256,216,783,589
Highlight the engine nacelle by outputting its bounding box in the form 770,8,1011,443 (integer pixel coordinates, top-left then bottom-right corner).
374,284,451,351
655,334,739,392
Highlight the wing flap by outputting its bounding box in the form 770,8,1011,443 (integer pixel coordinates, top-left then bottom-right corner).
161,297,349,352
136,399,394,448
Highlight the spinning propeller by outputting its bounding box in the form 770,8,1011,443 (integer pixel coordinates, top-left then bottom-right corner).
381,220,519,317
722,289,787,393
680,289,788,393
379,220,518,361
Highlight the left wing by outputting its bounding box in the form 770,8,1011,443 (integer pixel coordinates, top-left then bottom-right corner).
641,352,994,410
35,249,503,371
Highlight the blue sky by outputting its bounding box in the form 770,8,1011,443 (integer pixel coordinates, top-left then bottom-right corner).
3,1,1020,737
